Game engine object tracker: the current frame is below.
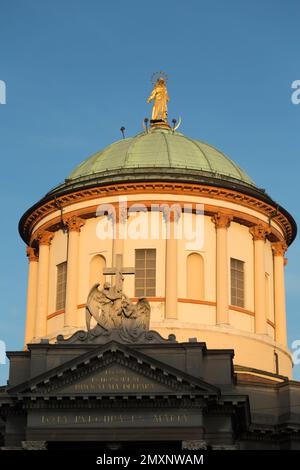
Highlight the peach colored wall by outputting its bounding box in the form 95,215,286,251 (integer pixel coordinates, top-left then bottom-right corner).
89,254,106,289
177,303,216,325
186,253,204,299
47,229,68,319
229,309,254,333
265,239,275,322
25,194,291,377
44,212,277,335
47,314,64,336
228,222,255,312
44,212,277,338
77,217,113,326
177,213,216,302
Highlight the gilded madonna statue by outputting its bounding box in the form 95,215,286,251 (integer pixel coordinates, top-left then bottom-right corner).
147,77,169,121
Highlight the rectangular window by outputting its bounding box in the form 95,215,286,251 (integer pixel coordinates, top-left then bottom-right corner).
135,249,156,297
231,258,245,308
56,262,67,311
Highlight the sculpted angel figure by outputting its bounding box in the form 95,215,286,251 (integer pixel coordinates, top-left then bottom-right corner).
147,77,169,121
85,282,150,340
118,296,150,340
86,282,123,333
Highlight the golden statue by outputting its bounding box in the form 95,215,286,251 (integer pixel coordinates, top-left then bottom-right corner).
147,77,169,121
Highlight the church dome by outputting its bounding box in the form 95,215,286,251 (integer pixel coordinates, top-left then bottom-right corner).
18,119,297,379
52,127,256,196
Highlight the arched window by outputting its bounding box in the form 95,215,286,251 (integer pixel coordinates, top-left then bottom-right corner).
89,255,106,288
187,253,204,300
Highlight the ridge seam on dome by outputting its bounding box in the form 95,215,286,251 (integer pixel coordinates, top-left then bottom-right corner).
123,133,145,167
230,161,247,182
223,153,246,182
71,149,103,178
199,139,249,183
102,138,132,171
162,132,172,167
183,135,214,172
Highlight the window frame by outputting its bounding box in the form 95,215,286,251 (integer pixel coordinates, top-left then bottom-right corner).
134,248,156,298
56,261,67,311
230,257,245,308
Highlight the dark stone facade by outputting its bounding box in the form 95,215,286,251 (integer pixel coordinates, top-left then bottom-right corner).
0,333,300,450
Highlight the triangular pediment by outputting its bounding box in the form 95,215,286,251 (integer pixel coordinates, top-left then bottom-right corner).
8,341,219,398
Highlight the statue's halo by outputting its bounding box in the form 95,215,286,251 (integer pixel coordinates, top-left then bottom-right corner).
151,71,168,85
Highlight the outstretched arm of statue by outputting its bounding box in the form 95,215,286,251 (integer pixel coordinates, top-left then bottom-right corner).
147,89,156,103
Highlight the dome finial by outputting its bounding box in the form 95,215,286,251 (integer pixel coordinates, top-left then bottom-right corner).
147,71,171,129
120,126,126,139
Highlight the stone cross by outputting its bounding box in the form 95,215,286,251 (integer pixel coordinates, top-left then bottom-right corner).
103,254,135,291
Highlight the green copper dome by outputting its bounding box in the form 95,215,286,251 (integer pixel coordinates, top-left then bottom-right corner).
66,127,255,188
19,125,298,246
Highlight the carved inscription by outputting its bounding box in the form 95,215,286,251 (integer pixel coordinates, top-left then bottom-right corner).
28,410,202,429
60,365,170,394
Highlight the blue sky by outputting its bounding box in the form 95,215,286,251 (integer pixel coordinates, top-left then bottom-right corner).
0,0,299,383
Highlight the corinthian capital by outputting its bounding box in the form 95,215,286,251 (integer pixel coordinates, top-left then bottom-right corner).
212,212,233,229
36,231,54,246
249,224,271,241
26,246,38,262
272,241,288,257
65,215,85,232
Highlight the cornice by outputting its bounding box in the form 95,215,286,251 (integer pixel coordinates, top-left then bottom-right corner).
18,182,296,246
28,200,286,248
